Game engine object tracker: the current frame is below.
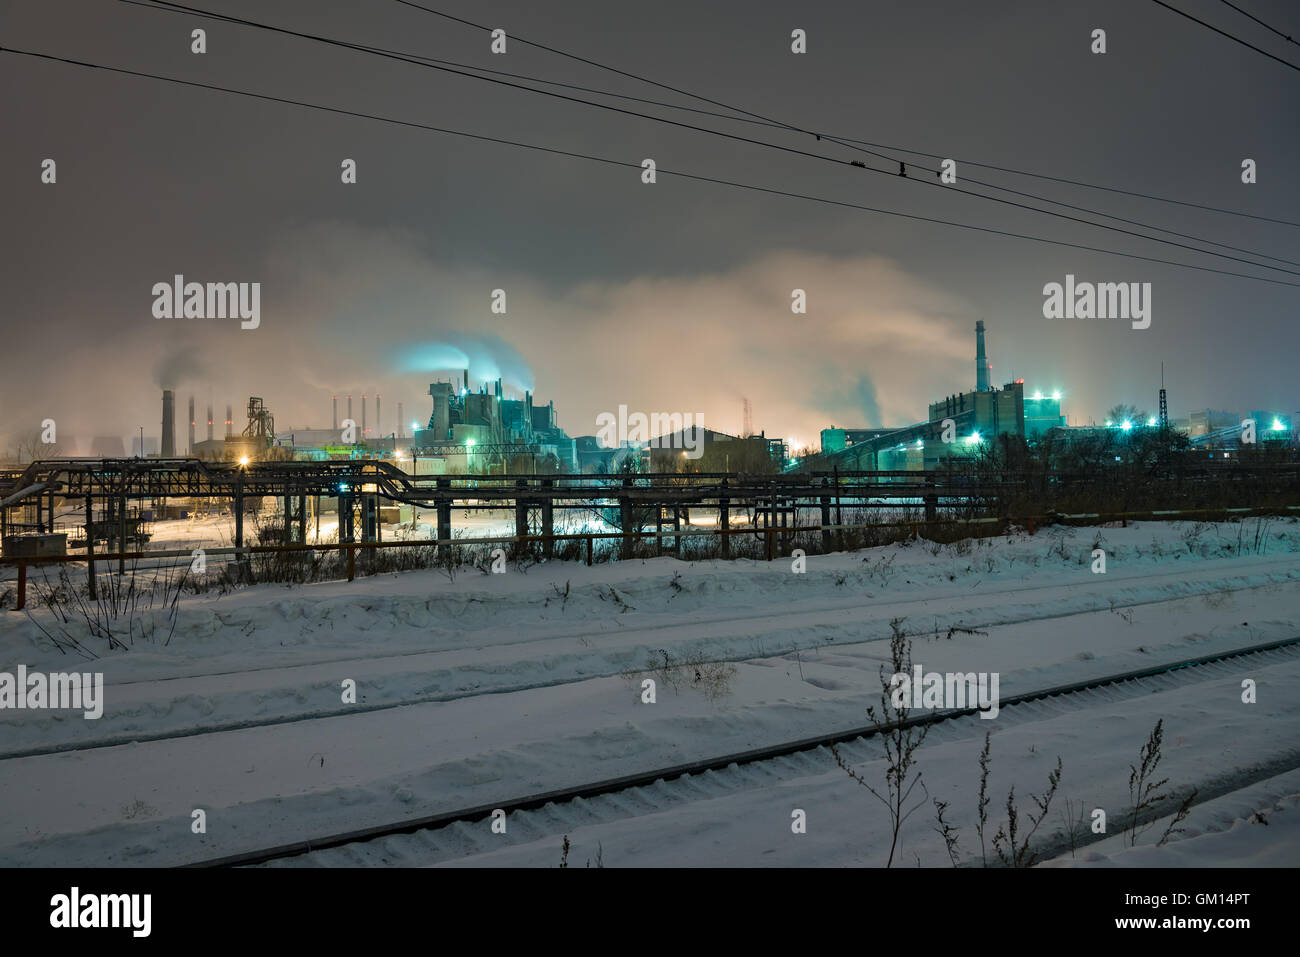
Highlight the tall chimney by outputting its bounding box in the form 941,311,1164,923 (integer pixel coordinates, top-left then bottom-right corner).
975,320,991,393
346,395,353,426
376,394,382,438
361,394,368,437
161,390,175,457
207,404,213,442
332,395,338,431
225,404,233,439
188,396,196,455
397,401,404,438
463,368,470,393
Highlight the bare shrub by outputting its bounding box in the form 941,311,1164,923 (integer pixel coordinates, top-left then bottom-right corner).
830,620,928,867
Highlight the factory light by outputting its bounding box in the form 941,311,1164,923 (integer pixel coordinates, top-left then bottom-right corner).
238,456,249,467
1121,420,1133,431
410,421,419,431
339,483,349,492
1273,418,1286,431
1051,391,1061,401
466,438,476,448
1146,417,1157,427
964,431,982,445
394,449,406,459
1032,391,1043,401
915,438,924,448
1104,420,1113,427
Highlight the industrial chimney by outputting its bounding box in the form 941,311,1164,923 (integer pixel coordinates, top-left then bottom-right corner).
188,396,196,455
161,390,176,457
396,401,404,438
975,320,991,393
225,404,233,439
361,394,368,437
332,395,338,431
207,404,213,442
376,394,382,438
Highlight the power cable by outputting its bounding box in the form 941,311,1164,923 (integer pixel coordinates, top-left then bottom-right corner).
3,43,1298,289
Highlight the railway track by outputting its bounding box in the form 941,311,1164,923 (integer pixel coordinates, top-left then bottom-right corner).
6,561,1296,762
186,634,1300,868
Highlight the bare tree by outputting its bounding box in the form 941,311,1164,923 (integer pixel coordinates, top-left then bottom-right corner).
831,618,929,867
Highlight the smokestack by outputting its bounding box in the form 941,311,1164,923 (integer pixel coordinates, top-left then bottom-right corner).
188,396,196,455
207,404,213,442
397,401,404,438
332,395,338,431
376,394,382,438
975,320,991,393
463,368,470,394
346,395,352,426
361,394,368,437
161,390,175,457
225,404,233,439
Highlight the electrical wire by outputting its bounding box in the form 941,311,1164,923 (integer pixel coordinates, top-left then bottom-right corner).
123,0,1300,278
3,43,1298,289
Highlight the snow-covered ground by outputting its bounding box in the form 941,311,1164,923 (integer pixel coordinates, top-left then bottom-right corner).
1,519,1298,867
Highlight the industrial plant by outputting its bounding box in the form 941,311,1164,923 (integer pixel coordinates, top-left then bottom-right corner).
4,0,1300,893
818,321,1295,473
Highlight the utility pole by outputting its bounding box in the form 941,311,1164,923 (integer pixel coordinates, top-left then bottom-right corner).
1159,361,1169,428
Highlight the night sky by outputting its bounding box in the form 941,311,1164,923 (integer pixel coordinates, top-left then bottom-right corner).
2,0,1297,454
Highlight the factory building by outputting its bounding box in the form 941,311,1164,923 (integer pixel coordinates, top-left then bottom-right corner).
820,321,1026,472
820,428,912,454
927,382,1025,444
1187,409,1239,438
410,372,575,473
1023,392,1067,440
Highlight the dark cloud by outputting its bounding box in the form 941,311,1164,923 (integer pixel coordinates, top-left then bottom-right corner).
2,0,1297,452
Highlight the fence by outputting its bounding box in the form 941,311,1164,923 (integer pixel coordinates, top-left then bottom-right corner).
3,503,1298,612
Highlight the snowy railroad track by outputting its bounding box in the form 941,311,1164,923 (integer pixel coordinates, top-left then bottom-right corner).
6,557,1297,762
185,635,1300,867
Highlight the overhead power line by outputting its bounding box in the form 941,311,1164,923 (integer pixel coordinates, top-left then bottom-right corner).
3,43,1298,290
1216,0,1300,48
382,0,1300,255
1147,0,1300,73
126,0,1300,278
384,0,1300,229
